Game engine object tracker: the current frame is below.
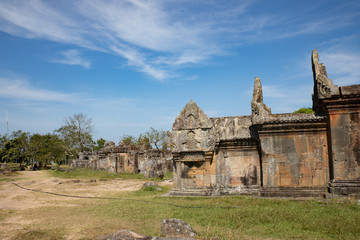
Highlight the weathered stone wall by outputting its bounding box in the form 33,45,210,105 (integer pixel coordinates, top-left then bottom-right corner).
138,150,172,178
323,86,360,194
70,143,173,178
215,139,260,195
257,116,330,197
168,50,359,197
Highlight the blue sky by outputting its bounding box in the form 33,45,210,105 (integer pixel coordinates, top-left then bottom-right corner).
0,0,359,142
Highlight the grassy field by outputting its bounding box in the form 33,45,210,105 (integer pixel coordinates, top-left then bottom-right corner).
1,169,360,239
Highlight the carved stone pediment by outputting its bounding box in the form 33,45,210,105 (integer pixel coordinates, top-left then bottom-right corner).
251,77,271,124
173,100,213,130
168,100,216,153
311,50,340,115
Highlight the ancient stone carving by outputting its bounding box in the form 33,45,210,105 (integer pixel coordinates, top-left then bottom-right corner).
251,77,271,124
168,129,216,152
168,100,217,153
181,153,204,162
312,50,339,99
312,49,340,115
172,100,213,130
168,50,360,198
183,131,200,149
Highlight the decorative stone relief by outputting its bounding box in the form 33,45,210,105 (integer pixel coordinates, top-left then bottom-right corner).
172,99,213,130
183,131,200,149
168,100,217,153
312,49,340,115
251,77,271,124
312,50,339,99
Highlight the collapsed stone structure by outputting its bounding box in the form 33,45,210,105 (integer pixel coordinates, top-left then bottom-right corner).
167,50,360,197
70,141,173,178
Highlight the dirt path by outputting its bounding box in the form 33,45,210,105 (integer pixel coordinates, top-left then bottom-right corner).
0,170,172,239
0,171,150,210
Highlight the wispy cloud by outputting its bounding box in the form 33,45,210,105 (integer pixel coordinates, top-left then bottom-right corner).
321,51,360,85
51,50,91,68
0,1,358,81
0,77,75,102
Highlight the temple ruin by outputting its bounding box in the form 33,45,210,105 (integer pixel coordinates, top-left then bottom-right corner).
70,141,173,178
167,50,360,197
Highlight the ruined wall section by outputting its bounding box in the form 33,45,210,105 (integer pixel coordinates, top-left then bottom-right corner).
251,76,330,197
323,85,360,194
138,150,173,178
168,101,260,196
212,116,260,195
256,114,329,197
71,141,173,178
311,49,360,195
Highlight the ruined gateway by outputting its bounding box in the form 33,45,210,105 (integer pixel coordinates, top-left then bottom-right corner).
167,50,360,197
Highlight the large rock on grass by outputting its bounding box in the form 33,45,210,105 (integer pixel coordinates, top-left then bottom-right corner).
161,219,197,238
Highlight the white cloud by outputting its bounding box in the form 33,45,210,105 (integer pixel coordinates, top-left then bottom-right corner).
0,77,75,102
258,84,313,113
321,52,360,85
51,50,91,68
0,1,358,81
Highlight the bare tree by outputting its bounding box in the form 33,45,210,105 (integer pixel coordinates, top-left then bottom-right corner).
145,127,167,151
57,113,94,159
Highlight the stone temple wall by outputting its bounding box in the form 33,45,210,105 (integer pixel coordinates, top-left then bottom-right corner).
69,142,173,178
168,50,360,197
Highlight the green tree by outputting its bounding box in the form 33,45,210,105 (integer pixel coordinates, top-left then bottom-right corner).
93,138,106,151
293,107,315,113
120,135,136,146
0,134,8,162
0,130,30,164
137,134,151,150
29,133,65,166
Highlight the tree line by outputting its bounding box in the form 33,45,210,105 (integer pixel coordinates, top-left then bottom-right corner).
0,113,167,167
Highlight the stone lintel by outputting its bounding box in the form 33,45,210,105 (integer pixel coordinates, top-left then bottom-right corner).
322,97,360,114
173,151,213,162
216,138,257,151
257,121,327,136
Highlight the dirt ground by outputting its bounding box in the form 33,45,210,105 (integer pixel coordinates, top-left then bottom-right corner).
0,170,172,239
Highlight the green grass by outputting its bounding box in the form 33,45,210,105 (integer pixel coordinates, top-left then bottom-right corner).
86,193,360,239
49,167,171,182
20,188,357,240
3,169,360,239
12,229,66,240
